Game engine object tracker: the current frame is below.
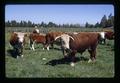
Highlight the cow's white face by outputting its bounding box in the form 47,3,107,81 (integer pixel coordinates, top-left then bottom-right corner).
100,32,105,39
55,34,74,49
60,35,71,49
17,33,25,43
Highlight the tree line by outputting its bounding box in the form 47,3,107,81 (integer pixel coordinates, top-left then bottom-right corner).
5,13,114,28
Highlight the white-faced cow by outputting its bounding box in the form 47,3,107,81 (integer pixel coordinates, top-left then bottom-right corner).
9,32,27,58
55,32,100,66
97,31,114,44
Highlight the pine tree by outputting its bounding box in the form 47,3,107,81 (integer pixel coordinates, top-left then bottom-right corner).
100,15,108,28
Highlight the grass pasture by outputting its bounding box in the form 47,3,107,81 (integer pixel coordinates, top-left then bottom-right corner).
5,27,114,78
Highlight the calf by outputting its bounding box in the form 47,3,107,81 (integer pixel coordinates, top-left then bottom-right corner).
29,33,46,50
55,32,100,66
9,32,27,58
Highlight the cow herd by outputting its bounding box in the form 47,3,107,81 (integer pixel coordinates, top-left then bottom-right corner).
9,28,114,66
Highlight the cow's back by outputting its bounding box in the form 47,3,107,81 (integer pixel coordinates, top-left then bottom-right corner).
30,33,46,43
69,32,100,51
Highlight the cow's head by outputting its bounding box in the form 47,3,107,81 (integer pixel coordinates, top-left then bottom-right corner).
55,34,74,57
15,33,25,55
55,34,74,49
99,32,105,39
99,32,106,44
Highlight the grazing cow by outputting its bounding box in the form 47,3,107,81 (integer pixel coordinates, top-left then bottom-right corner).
29,33,46,50
9,32,27,58
55,32,100,66
45,31,65,50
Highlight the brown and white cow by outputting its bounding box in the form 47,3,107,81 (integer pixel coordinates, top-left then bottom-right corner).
45,31,65,50
9,32,27,58
55,32,100,66
29,33,46,50
97,31,114,44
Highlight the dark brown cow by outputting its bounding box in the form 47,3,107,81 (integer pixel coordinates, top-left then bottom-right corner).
9,32,27,58
55,32,100,66
45,31,65,50
29,33,46,50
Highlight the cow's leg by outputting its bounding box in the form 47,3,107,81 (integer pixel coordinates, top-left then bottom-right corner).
29,38,35,51
20,47,23,58
104,39,106,44
42,44,45,50
88,49,96,63
14,48,19,59
30,40,35,51
47,45,50,51
69,51,76,67
29,39,33,50
51,43,54,49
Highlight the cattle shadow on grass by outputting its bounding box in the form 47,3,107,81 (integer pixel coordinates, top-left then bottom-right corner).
7,49,17,58
45,56,89,66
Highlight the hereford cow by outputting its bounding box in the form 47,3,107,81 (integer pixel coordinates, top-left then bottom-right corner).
55,32,100,66
97,31,114,44
9,32,27,58
45,31,65,50
29,33,46,50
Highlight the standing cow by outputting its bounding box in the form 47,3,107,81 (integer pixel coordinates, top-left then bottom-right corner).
55,32,100,66
29,33,46,50
9,32,27,58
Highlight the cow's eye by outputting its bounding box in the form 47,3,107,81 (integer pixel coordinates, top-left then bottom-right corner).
61,41,65,44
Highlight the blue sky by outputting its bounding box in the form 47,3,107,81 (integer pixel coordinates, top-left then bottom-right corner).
5,5,114,25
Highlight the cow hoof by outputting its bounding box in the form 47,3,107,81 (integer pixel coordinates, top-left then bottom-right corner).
70,62,75,67
42,58,46,60
88,59,96,63
21,55,23,58
16,56,19,59
88,59,92,63
42,48,45,50
32,49,35,51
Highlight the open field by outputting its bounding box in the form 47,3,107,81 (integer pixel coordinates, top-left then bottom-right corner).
5,27,114,78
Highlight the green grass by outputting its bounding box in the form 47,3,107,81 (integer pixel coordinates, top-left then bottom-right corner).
5,27,114,78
